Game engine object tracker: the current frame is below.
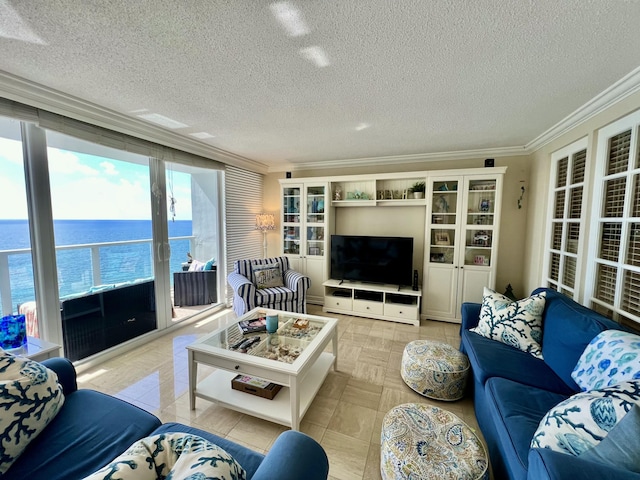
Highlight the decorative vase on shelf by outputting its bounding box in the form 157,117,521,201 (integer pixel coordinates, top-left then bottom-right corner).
413,192,424,199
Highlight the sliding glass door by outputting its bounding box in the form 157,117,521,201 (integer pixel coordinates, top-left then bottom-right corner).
166,162,222,321
0,113,225,362
46,131,160,360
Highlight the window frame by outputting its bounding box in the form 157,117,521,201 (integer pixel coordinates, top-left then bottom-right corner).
585,108,640,325
543,137,589,301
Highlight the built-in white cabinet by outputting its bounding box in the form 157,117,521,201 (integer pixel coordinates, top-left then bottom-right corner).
424,170,505,323
280,181,331,304
322,279,421,326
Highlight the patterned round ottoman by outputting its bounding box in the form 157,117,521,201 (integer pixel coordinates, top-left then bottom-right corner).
401,340,469,401
380,403,488,480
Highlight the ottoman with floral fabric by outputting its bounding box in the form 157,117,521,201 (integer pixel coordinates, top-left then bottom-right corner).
380,403,488,480
401,340,470,401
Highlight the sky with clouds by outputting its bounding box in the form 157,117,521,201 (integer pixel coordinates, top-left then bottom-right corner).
0,137,192,220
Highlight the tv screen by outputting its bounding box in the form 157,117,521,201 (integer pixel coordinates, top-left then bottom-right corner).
330,235,414,286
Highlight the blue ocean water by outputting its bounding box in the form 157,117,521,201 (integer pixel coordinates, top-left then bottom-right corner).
0,219,192,313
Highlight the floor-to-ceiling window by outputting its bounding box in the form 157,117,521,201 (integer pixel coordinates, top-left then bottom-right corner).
0,101,225,362
0,116,38,337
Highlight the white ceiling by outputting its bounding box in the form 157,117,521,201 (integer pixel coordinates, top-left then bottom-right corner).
1,0,640,172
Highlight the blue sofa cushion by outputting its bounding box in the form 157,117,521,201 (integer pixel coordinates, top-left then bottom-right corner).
462,329,575,395
4,390,161,480
536,288,623,391
485,377,569,480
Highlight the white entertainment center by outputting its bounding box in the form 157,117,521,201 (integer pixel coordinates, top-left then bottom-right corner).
322,279,421,326
280,166,505,325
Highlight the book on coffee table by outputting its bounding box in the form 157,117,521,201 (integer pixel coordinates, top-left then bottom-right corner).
237,317,266,334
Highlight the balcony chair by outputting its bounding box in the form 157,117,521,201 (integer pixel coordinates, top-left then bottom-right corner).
228,256,310,316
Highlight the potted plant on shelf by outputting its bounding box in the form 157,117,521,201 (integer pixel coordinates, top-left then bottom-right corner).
410,181,426,199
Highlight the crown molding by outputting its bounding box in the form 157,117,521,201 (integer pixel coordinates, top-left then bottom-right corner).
0,71,269,174
526,66,640,152
267,146,528,173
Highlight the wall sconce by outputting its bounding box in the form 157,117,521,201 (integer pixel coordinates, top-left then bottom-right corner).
255,213,276,258
518,184,526,209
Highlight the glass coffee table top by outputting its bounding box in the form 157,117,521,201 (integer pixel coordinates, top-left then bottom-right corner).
200,312,328,364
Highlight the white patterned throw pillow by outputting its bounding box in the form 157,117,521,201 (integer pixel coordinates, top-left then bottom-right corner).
0,351,65,474
83,433,246,480
252,264,284,289
531,380,640,456
571,330,640,391
470,287,546,359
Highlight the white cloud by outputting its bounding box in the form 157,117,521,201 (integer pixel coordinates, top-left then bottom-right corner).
0,137,24,165
47,148,100,176
51,175,151,220
100,161,119,176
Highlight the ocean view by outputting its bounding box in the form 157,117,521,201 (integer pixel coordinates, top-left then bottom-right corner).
0,219,192,312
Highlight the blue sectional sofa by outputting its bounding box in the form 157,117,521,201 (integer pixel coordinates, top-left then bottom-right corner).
6,357,329,480
460,287,639,480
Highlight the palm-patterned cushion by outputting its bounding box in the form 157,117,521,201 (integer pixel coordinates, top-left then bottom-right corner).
0,351,65,474
83,433,246,480
531,380,640,456
470,287,546,359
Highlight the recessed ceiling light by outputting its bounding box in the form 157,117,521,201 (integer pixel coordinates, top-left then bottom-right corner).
137,113,188,129
189,132,215,139
299,46,330,68
355,123,370,131
270,2,310,37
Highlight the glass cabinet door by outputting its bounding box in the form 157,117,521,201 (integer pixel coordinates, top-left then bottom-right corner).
283,187,301,223
283,226,300,255
463,179,497,266
305,185,326,258
282,186,301,255
429,180,458,264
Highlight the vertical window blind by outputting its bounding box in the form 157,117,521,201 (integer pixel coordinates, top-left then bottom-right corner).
224,166,264,306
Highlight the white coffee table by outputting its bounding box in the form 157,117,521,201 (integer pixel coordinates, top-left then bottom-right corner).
187,308,338,430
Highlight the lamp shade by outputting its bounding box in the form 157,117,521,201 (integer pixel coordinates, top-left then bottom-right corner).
255,213,276,231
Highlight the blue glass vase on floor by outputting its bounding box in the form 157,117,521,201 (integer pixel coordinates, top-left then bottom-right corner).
0,314,27,350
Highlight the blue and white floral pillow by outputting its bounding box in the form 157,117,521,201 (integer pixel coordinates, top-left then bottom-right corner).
0,351,65,474
531,380,640,455
83,433,246,480
470,288,546,359
571,330,640,391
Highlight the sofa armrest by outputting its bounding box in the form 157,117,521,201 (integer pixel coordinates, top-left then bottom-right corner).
252,430,329,480
528,448,640,480
42,357,78,395
283,269,311,292
461,302,482,331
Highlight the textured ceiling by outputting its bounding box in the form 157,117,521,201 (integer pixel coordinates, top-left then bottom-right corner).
1,0,640,171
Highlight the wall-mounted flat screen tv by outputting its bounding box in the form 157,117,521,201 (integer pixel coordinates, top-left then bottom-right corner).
330,235,414,286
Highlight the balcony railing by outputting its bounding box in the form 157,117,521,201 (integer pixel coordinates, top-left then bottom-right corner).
0,235,195,316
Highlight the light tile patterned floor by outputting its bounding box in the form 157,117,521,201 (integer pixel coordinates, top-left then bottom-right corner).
76,305,485,480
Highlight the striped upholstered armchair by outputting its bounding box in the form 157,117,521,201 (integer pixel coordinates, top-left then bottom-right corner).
228,256,311,316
